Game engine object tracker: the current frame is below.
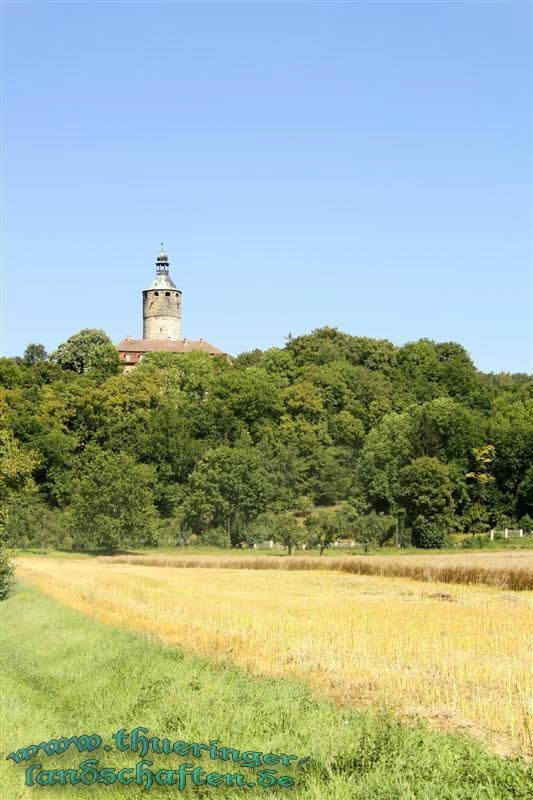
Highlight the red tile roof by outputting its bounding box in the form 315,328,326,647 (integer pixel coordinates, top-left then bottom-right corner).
116,338,227,356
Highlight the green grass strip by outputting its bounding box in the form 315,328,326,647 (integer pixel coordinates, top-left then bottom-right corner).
1,582,531,799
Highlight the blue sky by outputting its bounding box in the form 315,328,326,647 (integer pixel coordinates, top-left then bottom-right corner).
2,1,531,372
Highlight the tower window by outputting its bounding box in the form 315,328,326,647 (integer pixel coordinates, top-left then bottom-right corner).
165,291,170,296
154,291,159,296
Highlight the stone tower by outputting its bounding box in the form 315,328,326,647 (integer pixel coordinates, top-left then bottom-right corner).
142,245,182,340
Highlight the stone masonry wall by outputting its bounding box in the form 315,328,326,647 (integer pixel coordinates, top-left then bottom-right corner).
143,290,181,340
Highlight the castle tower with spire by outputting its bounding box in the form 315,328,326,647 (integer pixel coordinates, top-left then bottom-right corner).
116,244,227,371
142,245,182,340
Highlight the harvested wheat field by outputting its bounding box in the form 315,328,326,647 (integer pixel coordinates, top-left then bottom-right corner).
99,549,533,590
16,557,532,758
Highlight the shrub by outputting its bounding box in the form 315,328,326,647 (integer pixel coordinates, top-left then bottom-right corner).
414,518,449,549
3,492,67,551
197,527,231,548
518,514,533,533
0,549,14,601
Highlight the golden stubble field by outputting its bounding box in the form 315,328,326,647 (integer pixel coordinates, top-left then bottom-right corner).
100,549,533,590
16,557,533,757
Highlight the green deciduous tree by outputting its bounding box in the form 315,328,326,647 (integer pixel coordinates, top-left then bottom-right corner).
490,396,533,519
0,429,37,529
23,343,48,365
304,508,341,554
258,511,307,555
67,447,157,553
0,358,31,389
351,511,395,552
52,329,121,378
409,397,482,467
0,428,37,600
397,339,478,403
396,457,454,548
181,446,273,545
0,325,530,553
463,445,496,532
517,466,533,522
356,412,413,513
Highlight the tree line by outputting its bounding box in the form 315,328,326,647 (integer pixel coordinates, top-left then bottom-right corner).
1,326,532,554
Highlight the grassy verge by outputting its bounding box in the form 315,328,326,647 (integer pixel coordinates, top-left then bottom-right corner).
8,537,533,562
1,582,531,799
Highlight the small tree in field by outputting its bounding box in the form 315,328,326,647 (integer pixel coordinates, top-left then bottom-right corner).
239,518,267,549
258,511,307,555
276,513,307,555
305,509,340,554
352,511,395,552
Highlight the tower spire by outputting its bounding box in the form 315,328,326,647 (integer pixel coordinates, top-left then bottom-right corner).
155,243,169,274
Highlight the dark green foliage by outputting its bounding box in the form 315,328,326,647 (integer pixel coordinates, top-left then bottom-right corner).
517,467,533,519
67,447,157,552
2,491,67,551
0,358,32,389
0,429,37,529
2,327,532,551
23,343,48,365
518,513,533,533
396,457,454,548
182,446,274,545
197,526,231,548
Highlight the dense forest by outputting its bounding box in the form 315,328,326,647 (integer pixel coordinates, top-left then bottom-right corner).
1,327,532,553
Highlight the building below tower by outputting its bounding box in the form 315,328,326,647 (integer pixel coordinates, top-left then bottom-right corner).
116,336,227,372
116,245,227,371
